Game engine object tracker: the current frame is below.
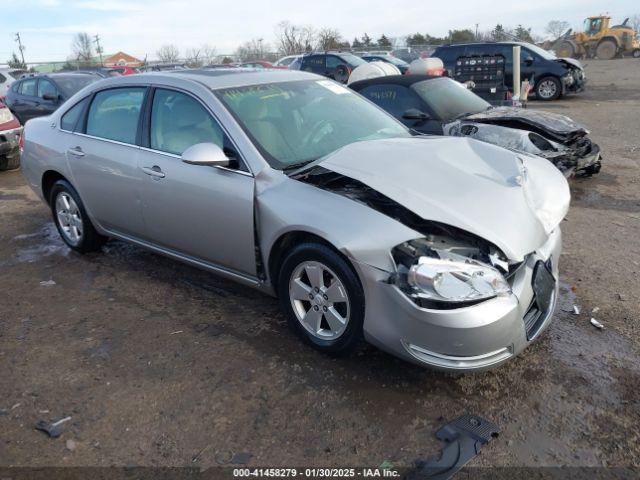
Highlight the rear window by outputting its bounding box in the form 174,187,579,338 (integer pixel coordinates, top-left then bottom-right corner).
19,79,37,96
52,75,96,97
86,88,146,144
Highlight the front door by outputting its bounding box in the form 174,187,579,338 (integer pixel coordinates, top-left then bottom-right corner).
137,88,256,276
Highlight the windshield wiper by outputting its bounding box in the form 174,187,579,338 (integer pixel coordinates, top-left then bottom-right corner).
282,159,317,173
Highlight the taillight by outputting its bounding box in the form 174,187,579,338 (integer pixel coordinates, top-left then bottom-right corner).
18,130,24,153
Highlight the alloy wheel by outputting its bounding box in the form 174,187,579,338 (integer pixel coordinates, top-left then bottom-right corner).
538,80,557,99
289,260,350,340
55,192,83,245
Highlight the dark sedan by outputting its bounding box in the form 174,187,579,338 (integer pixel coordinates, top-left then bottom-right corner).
5,73,98,124
351,75,601,175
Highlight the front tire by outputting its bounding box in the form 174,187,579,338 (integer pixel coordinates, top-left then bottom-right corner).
50,180,106,253
535,76,561,101
277,242,365,355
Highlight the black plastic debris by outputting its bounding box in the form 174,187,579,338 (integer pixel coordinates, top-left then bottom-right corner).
407,414,499,480
34,416,71,438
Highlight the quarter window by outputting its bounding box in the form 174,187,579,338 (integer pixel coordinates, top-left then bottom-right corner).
150,89,224,155
20,79,37,96
61,97,89,131
86,87,145,144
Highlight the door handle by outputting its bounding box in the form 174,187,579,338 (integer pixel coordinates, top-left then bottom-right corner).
67,146,85,157
141,165,165,178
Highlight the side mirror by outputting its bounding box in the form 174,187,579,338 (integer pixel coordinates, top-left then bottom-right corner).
42,93,59,102
524,56,534,66
402,108,430,121
181,143,230,168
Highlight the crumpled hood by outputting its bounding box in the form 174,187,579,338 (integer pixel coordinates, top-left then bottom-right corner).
556,57,583,70
318,137,569,261
464,107,588,139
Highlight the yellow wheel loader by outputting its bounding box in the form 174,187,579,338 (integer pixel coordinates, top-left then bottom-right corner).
555,16,640,60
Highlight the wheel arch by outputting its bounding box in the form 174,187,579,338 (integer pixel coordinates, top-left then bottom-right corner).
599,36,620,47
267,230,349,292
41,170,70,205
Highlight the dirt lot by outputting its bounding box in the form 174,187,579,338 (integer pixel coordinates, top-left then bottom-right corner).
1,59,639,472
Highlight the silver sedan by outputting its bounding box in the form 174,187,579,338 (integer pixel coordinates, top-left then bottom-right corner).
20,69,570,371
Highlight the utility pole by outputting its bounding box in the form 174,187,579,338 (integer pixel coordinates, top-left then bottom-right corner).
93,34,104,66
475,24,479,40
15,32,26,66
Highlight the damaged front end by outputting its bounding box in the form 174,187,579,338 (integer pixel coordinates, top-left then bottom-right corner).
449,107,602,176
293,166,522,310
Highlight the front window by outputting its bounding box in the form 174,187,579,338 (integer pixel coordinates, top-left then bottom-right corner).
411,77,491,122
150,89,223,155
524,43,557,61
37,79,57,99
217,79,410,169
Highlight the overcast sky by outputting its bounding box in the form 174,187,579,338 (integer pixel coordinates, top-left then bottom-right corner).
1,0,638,63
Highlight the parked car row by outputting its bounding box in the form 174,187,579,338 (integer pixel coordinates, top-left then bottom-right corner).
20,68,571,371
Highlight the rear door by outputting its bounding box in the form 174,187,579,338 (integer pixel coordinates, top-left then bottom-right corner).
36,78,63,117
65,86,147,237
136,87,256,276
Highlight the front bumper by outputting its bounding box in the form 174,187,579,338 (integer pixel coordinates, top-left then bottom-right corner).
356,228,562,372
0,125,22,169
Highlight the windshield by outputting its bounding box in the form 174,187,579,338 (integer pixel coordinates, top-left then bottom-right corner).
523,43,557,60
54,75,97,97
412,77,491,122
384,56,409,66
217,79,410,169
339,53,367,67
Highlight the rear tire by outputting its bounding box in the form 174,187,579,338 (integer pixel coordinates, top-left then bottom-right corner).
596,40,617,60
535,76,561,101
50,180,107,253
632,49,640,59
277,242,365,355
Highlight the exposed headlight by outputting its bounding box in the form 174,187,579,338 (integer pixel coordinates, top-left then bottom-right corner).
407,255,510,303
0,107,13,125
562,73,574,86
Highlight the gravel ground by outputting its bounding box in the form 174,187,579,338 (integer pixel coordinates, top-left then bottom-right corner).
0,59,639,471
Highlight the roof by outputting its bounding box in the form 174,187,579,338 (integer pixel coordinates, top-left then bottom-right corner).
140,68,320,89
349,74,440,90
104,51,142,64
435,41,533,48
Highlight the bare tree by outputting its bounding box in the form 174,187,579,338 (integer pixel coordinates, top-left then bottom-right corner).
72,32,94,65
630,15,640,33
275,21,316,55
236,38,270,62
201,44,217,65
157,44,180,64
316,28,343,51
545,20,571,39
185,47,202,67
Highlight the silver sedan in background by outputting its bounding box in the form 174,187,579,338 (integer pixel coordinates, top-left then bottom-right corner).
20,69,569,371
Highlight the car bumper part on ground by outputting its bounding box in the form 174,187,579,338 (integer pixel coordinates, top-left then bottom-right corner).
357,228,562,372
